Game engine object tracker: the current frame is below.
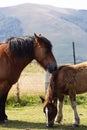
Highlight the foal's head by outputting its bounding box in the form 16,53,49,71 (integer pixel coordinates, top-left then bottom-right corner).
40,97,57,127
34,34,57,73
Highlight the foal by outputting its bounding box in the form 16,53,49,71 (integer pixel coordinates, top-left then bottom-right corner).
41,62,87,127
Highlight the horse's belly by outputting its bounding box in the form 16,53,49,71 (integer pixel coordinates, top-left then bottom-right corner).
76,83,87,94
75,73,87,94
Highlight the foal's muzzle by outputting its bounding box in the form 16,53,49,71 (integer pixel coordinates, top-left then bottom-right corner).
47,63,57,73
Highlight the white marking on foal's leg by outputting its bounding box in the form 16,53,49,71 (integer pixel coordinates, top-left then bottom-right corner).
55,100,63,123
70,101,80,127
45,107,49,126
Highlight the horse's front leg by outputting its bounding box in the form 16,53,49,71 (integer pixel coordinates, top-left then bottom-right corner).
0,92,8,123
69,95,80,127
55,95,64,123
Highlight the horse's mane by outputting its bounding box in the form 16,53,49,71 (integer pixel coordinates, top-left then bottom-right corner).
6,35,52,58
39,36,52,49
6,36,34,58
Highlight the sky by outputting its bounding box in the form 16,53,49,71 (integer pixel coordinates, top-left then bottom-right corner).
0,0,87,10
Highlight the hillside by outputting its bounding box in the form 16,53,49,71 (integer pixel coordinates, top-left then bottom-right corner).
0,3,87,64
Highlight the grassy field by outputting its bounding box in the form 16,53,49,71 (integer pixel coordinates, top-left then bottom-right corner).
0,104,87,130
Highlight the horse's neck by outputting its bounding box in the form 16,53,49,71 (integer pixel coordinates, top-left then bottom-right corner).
13,57,32,72
9,56,32,84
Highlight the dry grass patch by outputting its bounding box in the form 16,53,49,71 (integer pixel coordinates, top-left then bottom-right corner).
8,62,46,96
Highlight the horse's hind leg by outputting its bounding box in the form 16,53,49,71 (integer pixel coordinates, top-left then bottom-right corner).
0,93,8,123
69,94,80,127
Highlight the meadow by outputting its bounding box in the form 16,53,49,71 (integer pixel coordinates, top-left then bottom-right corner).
0,62,87,130
0,104,87,130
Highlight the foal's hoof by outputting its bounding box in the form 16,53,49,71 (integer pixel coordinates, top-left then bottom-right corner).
55,119,61,123
72,123,79,128
55,117,62,123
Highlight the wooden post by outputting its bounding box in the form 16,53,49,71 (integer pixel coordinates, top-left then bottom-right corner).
16,82,20,104
72,42,76,64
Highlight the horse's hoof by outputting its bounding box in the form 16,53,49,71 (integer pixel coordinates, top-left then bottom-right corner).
55,118,61,123
0,118,8,124
0,120,5,124
4,117,8,121
4,119,8,123
72,123,79,128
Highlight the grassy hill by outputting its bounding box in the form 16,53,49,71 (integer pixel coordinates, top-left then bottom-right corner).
0,4,87,64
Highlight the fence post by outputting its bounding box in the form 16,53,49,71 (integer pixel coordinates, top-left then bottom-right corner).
16,82,20,104
72,42,76,64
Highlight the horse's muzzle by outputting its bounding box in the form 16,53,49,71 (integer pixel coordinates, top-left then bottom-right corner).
47,63,57,73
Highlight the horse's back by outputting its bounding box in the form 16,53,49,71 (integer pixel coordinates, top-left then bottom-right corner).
57,62,87,94
74,61,87,68
74,62,87,93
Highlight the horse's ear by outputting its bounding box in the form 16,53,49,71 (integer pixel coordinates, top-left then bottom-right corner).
40,96,45,103
34,33,39,39
34,33,40,45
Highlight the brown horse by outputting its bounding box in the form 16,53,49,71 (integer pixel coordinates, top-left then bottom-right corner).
0,33,57,123
41,62,87,127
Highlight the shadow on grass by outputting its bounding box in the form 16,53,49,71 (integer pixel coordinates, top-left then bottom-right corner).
1,120,87,130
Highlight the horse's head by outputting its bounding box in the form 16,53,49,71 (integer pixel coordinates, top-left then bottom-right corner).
40,97,57,127
34,33,57,73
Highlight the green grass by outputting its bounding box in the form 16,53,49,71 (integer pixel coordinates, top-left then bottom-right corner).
6,93,87,107
6,95,42,107
0,104,87,130
64,94,87,105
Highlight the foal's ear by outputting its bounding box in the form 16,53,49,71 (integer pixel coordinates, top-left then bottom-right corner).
40,96,45,103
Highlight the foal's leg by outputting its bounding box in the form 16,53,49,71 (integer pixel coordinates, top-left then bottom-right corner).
0,92,8,123
55,96,64,123
69,95,80,127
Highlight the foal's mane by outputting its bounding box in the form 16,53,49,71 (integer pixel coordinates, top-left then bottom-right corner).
6,36,34,58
